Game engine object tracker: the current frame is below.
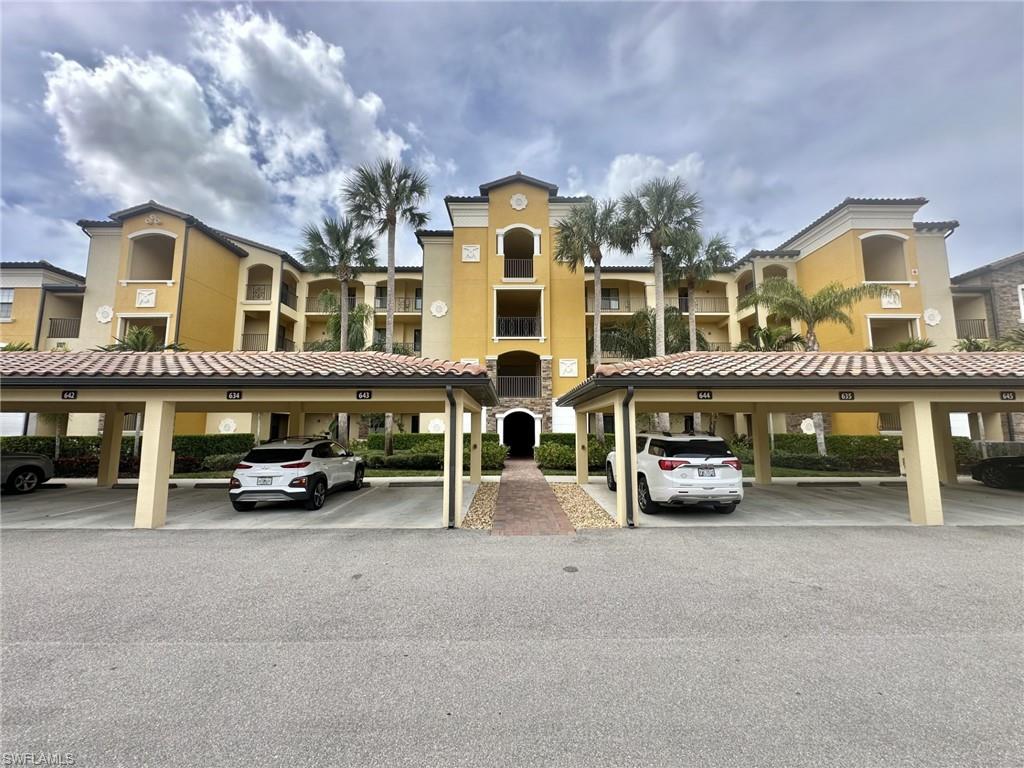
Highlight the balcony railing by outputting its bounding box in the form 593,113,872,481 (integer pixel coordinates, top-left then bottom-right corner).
666,296,730,313
504,258,534,279
705,342,730,352
47,317,81,338
123,412,139,432
246,283,272,301
586,296,645,312
878,413,902,432
496,375,540,398
306,295,356,313
278,338,296,352
240,333,269,351
496,316,541,338
279,287,298,310
955,318,988,339
374,296,422,312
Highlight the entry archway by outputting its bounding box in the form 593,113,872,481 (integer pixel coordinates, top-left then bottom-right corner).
498,407,541,457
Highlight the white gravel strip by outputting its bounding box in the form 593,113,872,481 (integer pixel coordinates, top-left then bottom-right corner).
550,484,618,528
461,482,498,530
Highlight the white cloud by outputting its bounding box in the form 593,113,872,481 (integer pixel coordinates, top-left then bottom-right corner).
594,152,705,199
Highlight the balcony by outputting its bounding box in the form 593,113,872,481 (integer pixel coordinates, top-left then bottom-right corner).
240,333,269,351
245,283,272,302
496,375,540,398
504,258,534,280
279,287,298,310
667,296,730,313
306,295,356,313
878,413,902,432
955,318,988,339
123,412,139,432
278,338,296,352
496,316,541,338
586,296,645,312
705,342,730,351
47,317,80,339
374,296,421,312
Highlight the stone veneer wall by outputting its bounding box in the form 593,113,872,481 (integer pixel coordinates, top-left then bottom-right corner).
975,258,1024,441
486,356,553,433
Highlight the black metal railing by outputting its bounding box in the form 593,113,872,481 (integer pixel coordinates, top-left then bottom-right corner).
47,317,80,338
279,286,298,310
586,296,645,312
278,338,296,352
667,296,730,313
955,318,988,339
123,412,139,431
373,296,421,312
306,295,356,313
496,316,541,337
504,258,534,279
496,376,540,398
246,283,272,301
878,413,902,432
705,342,730,351
240,333,269,351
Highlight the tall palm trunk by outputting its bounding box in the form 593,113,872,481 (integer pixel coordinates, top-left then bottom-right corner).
337,273,350,446
687,273,702,433
805,327,827,456
592,254,604,443
384,216,397,455
652,246,670,432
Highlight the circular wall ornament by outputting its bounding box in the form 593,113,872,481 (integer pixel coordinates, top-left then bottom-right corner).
510,193,528,211
218,418,237,434
430,300,448,318
800,418,815,435
95,305,114,324
923,308,942,327
428,418,445,434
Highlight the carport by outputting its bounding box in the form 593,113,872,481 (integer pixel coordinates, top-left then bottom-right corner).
0,351,497,529
557,351,1023,527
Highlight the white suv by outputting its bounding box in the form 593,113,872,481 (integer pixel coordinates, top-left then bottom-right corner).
607,434,744,514
229,438,365,511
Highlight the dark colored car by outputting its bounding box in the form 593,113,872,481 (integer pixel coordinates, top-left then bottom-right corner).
971,456,1024,490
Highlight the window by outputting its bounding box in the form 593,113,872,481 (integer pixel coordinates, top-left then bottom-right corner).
375,285,387,310
636,436,648,453
311,443,332,459
0,288,12,319
373,327,385,346
601,287,620,310
413,328,422,351
649,439,732,459
329,443,349,458
243,448,307,463
415,287,423,310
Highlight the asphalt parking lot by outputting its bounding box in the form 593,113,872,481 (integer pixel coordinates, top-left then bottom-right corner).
2,526,1021,767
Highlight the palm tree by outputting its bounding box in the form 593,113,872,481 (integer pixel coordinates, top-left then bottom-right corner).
734,326,806,351
954,336,994,352
617,177,702,432
996,328,1024,351
297,216,376,353
738,277,887,455
871,337,936,352
303,299,374,352
0,341,33,351
343,158,430,455
554,198,618,441
665,230,734,353
602,307,708,360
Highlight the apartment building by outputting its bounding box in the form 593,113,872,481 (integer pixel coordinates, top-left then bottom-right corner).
2,174,993,443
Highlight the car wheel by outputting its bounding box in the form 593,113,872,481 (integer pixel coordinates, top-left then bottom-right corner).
6,467,42,494
606,463,617,491
980,466,1011,489
305,478,327,510
637,475,658,513
231,500,257,511
717,502,739,514
349,465,364,490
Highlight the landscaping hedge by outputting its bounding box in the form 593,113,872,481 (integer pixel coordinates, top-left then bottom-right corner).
364,432,501,451
0,433,255,462
358,441,507,472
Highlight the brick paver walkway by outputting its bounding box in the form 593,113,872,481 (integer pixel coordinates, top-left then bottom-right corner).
492,459,574,536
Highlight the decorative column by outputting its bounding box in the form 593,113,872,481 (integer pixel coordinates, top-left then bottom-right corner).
899,398,944,525
97,408,124,487
134,399,176,529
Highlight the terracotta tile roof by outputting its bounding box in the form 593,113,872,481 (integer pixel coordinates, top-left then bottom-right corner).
1,351,497,403
776,197,929,250
951,251,1024,283
914,220,959,234
557,351,1024,406
0,260,86,283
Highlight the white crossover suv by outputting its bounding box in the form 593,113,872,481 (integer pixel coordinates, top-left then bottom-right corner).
606,434,744,514
229,438,365,511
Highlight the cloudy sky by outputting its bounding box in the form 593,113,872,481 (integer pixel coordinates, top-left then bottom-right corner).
2,2,1021,275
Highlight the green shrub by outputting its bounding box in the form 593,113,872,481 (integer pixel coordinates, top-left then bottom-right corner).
0,433,255,462
365,432,500,451
771,451,852,472
952,437,982,470
201,453,246,471
466,441,508,471
381,452,443,470
169,434,256,460
534,443,575,470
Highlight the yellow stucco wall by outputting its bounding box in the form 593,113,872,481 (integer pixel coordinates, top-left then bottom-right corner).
0,287,42,347
113,215,186,324
178,229,241,351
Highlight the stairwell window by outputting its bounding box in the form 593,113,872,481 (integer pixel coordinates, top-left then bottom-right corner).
0,288,13,319
601,287,620,311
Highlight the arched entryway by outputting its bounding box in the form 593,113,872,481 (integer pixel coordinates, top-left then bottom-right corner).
501,409,538,457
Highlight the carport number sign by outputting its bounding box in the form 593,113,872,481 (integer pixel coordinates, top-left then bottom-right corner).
838,391,855,401
226,390,243,400
1000,391,1017,401
356,390,372,400
696,390,713,400
61,390,78,400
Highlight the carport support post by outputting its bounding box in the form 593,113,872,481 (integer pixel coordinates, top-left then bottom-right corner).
442,388,465,528
469,409,482,484
288,407,305,437
932,405,958,486
751,406,772,485
899,399,944,526
612,390,638,528
97,408,124,487
134,399,176,529
574,411,589,485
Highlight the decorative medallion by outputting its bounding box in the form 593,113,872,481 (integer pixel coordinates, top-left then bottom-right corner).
923,308,942,327
510,193,528,211
880,289,902,309
430,300,448,318
461,244,481,262
95,305,114,324
218,418,237,434
135,288,157,308
558,358,578,378
800,418,815,435
428,418,445,434
144,214,162,225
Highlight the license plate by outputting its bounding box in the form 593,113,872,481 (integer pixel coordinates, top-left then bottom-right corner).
697,468,716,478
257,476,274,486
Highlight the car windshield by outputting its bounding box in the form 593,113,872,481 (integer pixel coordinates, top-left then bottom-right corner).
650,439,732,459
243,448,308,463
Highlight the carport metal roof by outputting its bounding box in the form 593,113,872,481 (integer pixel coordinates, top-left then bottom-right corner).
0,350,499,406
556,351,1024,407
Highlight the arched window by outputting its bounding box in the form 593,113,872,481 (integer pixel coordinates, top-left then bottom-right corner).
127,233,175,281
861,233,908,282
498,225,541,279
